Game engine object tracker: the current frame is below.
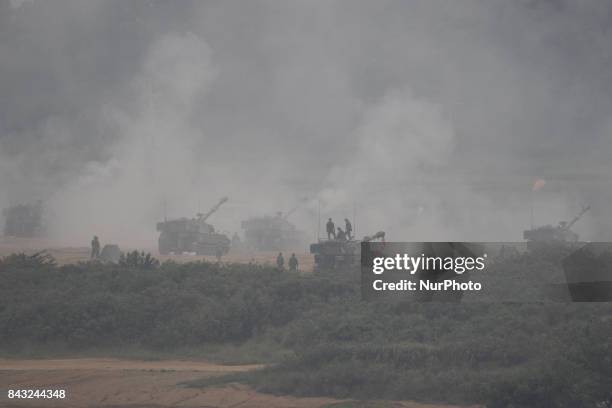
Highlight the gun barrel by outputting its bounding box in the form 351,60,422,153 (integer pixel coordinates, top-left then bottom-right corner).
565,205,590,230
283,205,299,220
200,197,229,221
362,231,385,242
282,197,308,220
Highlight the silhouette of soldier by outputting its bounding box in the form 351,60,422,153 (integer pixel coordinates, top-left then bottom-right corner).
289,253,298,272
336,227,346,241
326,218,336,240
91,236,100,259
344,218,353,240
276,252,285,270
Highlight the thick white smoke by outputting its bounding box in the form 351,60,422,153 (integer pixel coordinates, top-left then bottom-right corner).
318,90,454,239
47,33,216,246
2,1,609,246
316,89,583,241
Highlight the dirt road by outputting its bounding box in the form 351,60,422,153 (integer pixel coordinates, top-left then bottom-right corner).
0,358,334,408
0,358,465,408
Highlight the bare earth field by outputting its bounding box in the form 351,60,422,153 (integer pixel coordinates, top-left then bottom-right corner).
0,236,315,271
0,359,463,408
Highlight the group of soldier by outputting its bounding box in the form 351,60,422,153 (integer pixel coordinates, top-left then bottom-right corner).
276,252,299,272
326,217,352,241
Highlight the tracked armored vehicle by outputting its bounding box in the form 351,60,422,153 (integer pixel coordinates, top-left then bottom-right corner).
156,197,230,256
523,205,590,248
241,204,307,251
310,231,385,271
3,201,45,237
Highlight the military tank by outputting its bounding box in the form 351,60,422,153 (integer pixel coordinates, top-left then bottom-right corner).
523,205,590,248
156,197,230,256
241,204,307,251
3,201,45,237
310,231,385,271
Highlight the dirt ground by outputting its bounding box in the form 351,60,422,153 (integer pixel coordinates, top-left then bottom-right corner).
0,358,464,408
0,236,315,271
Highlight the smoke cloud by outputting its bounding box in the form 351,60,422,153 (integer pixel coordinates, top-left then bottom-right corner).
1,0,611,247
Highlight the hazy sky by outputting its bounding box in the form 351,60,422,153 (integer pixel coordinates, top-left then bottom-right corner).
1,0,611,245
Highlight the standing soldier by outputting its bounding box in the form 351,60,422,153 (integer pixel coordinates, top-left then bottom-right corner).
91,236,100,259
276,252,285,270
326,218,336,240
289,253,298,272
344,218,353,240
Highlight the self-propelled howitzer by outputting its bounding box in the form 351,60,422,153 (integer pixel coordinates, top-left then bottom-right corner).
310,231,386,271
241,199,308,251
523,205,590,246
3,201,46,238
156,197,230,256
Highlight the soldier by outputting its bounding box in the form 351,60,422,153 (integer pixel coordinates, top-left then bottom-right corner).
344,218,353,240
276,252,285,270
326,218,336,240
336,227,346,241
91,236,100,259
289,253,298,272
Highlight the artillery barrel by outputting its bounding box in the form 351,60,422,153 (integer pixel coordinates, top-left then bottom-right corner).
362,231,385,242
200,197,229,221
564,205,590,231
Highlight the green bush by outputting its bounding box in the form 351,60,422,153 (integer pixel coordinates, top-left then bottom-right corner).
1,253,611,407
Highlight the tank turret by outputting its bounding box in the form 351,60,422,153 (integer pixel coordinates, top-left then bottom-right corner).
156,197,230,256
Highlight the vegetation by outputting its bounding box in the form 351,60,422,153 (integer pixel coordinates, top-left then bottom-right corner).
119,250,160,269
0,252,610,407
